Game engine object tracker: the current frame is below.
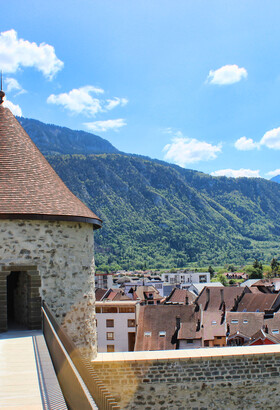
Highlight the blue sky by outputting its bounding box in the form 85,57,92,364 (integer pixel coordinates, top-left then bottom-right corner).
2,1,280,179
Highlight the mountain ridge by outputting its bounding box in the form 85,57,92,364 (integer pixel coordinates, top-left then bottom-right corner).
17,116,120,156
18,116,280,270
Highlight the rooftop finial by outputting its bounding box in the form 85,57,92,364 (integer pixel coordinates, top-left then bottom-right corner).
0,71,5,104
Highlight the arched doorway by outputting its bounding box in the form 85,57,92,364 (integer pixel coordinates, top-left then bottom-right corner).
0,266,41,332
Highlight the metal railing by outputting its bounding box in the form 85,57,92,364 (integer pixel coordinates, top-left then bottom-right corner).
42,302,120,410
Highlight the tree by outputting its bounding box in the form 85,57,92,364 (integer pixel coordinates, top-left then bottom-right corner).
215,273,228,286
208,265,215,278
270,258,279,277
245,263,263,279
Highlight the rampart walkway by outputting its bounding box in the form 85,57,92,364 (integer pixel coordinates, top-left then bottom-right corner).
0,329,67,410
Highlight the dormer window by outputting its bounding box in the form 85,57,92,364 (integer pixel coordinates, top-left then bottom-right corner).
272,329,279,334
144,331,151,337
212,321,217,325
159,331,166,337
243,320,248,324
231,319,238,324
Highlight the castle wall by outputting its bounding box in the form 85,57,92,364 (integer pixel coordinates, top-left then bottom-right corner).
92,345,280,409
0,219,96,359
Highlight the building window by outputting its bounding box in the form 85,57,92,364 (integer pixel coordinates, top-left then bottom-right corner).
127,319,135,327
103,307,118,314
199,275,207,283
119,307,134,313
159,331,166,337
106,332,114,340
106,319,114,328
186,339,193,344
96,307,101,313
107,345,115,352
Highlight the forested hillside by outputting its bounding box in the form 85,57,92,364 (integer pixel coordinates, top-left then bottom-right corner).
47,154,280,270
19,116,280,270
18,117,119,155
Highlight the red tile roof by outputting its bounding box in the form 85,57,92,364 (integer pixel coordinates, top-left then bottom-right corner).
226,312,265,339
164,288,196,305
195,286,246,311
235,293,280,312
0,106,101,228
135,305,201,351
202,311,226,341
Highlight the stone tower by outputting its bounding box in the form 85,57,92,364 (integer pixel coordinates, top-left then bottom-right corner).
0,90,102,359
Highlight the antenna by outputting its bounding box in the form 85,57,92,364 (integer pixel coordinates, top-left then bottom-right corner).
0,71,5,104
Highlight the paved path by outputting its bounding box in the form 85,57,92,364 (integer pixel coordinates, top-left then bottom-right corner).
0,330,67,410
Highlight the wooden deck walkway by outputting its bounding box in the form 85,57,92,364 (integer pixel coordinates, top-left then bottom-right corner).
0,329,67,410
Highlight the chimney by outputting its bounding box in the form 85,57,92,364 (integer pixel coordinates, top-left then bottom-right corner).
205,288,210,310
176,316,181,329
185,295,189,305
220,288,224,305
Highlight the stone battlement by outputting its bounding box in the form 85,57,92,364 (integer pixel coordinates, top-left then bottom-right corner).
92,345,280,409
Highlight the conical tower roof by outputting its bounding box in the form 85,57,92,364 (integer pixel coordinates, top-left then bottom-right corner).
0,104,102,229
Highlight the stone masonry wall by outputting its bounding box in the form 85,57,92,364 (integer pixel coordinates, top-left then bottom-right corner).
0,219,96,359
92,347,280,409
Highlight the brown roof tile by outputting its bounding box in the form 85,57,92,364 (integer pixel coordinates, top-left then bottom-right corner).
235,293,280,312
226,312,265,339
135,305,201,351
0,106,101,228
164,288,196,305
195,286,246,311
202,311,226,341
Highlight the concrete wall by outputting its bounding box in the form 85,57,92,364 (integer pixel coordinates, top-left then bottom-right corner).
0,219,96,359
92,345,280,409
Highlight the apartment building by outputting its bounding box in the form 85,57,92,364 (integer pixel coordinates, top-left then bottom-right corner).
95,300,139,352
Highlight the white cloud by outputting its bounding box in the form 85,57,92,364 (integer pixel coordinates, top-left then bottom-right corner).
47,86,128,119
47,86,104,116
0,29,63,79
106,97,128,110
84,119,127,133
207,64,247,85
163,136,222,167
234,136,259,151
5,77,26,95
266,169,280,178
260,127,280,149
3,98,22,116
211,169,260,178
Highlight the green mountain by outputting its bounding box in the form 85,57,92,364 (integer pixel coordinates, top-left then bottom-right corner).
271,175,280,184
19,116,280,270
17,117,119,155
47,154,280,270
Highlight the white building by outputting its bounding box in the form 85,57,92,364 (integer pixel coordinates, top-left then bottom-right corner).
95,273,114,289
162,271,210,286
122,278,164,296
96,301,139,352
